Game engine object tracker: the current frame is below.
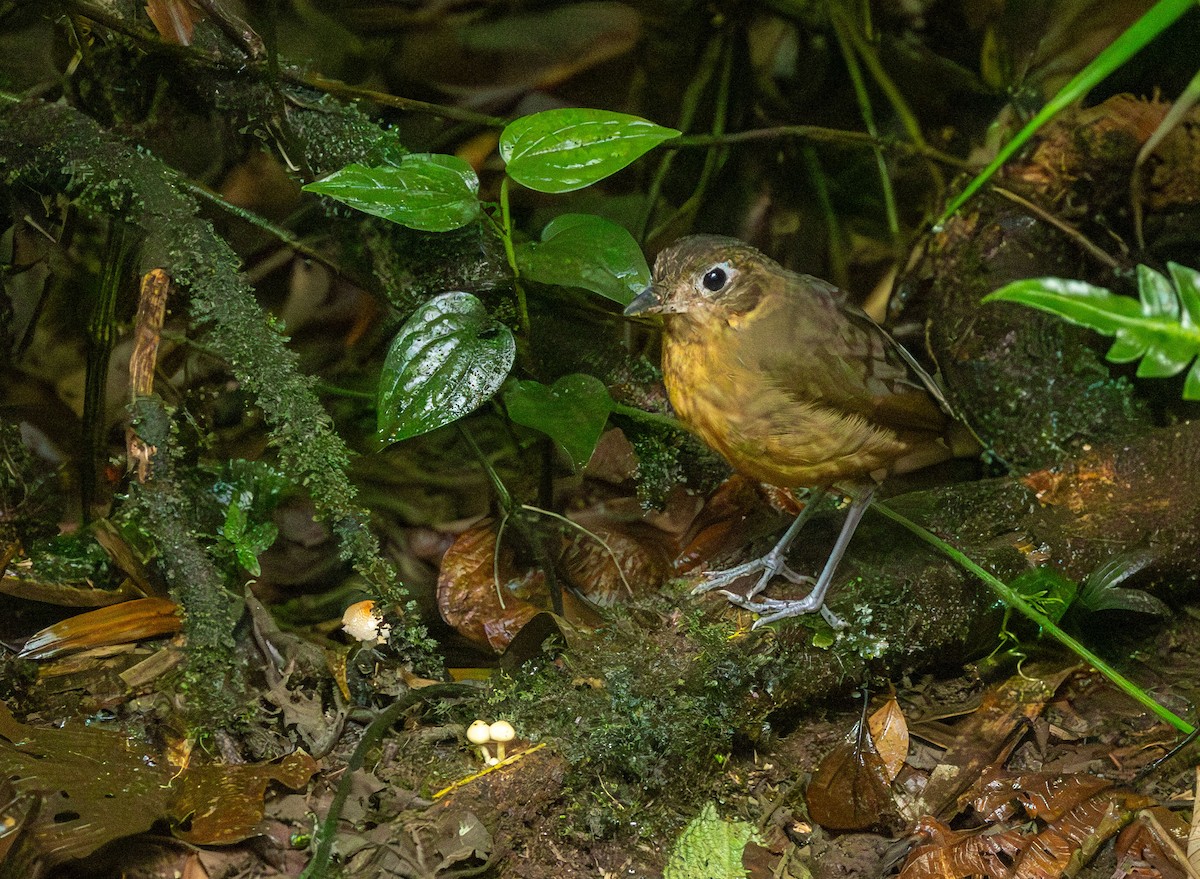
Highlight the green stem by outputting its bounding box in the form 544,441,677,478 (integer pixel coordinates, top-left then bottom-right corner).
801,146,849,289
457,423,513,512
829,7,900,245
83,222,135,519
179,178,341,274
635,34,724,242
298,683,479,879
314,382,374,401
831,4,941,195
672,128,969,168
498,177,530,339
610,402,686,432
646,31,734,245
936,0,1194,227
871,500,1195,736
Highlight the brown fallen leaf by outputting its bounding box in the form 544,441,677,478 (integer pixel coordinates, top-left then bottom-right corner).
870,692,910,783
902,776,1156,879
172,751,318,845
0,701,317,864
807,709,899,832
436,522,545,653
18,597,181,660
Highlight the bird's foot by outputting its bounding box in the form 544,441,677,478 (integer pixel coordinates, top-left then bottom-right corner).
690,549,814,599
720,591,847,630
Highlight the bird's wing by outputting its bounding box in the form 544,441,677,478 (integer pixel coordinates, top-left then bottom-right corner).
837,302,954,416
744,277,947,435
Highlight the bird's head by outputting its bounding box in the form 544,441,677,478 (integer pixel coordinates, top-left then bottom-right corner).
624,234,774,320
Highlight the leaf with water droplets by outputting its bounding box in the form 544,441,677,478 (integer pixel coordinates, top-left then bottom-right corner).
303,154,480,232
514,213,649,304
377,292,515,444
501,109,679,193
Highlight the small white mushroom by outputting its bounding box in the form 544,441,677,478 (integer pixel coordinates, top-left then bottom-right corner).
466,719,494,763
489,720,515,761
341,600,391,645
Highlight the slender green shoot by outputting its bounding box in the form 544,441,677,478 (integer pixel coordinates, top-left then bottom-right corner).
936,0,1195,227
871,500,1195,735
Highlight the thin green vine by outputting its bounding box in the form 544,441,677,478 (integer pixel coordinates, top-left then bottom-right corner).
871,500,1195,735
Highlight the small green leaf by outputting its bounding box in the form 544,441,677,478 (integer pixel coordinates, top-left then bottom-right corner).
378,292,515,444
503,374,614,469
1008,568,1077,623
664,802,760,879
1077,551,1170,616
1168,262,1200,327
500,108,680,193
243,522,279,556
514,214,650,305
984,264,1200,400
236,545,261,577
223,499,248,542
303,154,480,232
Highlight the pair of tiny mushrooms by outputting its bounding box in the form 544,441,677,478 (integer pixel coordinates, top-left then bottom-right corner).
467,719,516,765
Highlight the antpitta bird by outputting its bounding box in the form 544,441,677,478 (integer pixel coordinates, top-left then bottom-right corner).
625,235,971,628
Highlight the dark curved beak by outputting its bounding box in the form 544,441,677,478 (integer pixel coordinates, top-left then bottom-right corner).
624,284,662,316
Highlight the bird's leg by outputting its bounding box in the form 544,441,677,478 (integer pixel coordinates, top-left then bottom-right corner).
721,485,876,630
691,489,827,597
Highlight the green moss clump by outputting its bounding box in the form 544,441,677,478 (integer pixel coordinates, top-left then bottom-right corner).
485,608,774,838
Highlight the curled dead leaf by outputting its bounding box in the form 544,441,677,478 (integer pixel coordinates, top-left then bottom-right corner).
437,522,544,653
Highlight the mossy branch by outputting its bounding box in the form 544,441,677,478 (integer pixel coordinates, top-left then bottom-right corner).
127,397,243,725
0,99,406,608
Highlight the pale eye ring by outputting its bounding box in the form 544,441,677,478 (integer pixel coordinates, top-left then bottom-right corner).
701,265,729,292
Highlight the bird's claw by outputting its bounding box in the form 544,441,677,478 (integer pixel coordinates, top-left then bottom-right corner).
690,558,814,598
719,590,847,630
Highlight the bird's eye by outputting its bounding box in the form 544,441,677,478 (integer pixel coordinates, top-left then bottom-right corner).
701,266,728,292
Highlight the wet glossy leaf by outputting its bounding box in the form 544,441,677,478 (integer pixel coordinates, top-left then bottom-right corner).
0,700,171,862
303,154,480,232
868,695,909,782
172,751,317,844
503,373,614,469
500,108,680,193
378,292,515,444
436,522,543,653
1077,550,1170,615
807,717,897,831
514,213,650,304
437,521,600,652
984,262,1200,399
559,519,665,606
1114,805,1189,877
903,780,1153,879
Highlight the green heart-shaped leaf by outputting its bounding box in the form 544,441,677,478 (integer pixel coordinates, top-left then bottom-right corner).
500,109,679,193
515,214,650,305
503,374,614,469
303,154,480,232
378,292,515,444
